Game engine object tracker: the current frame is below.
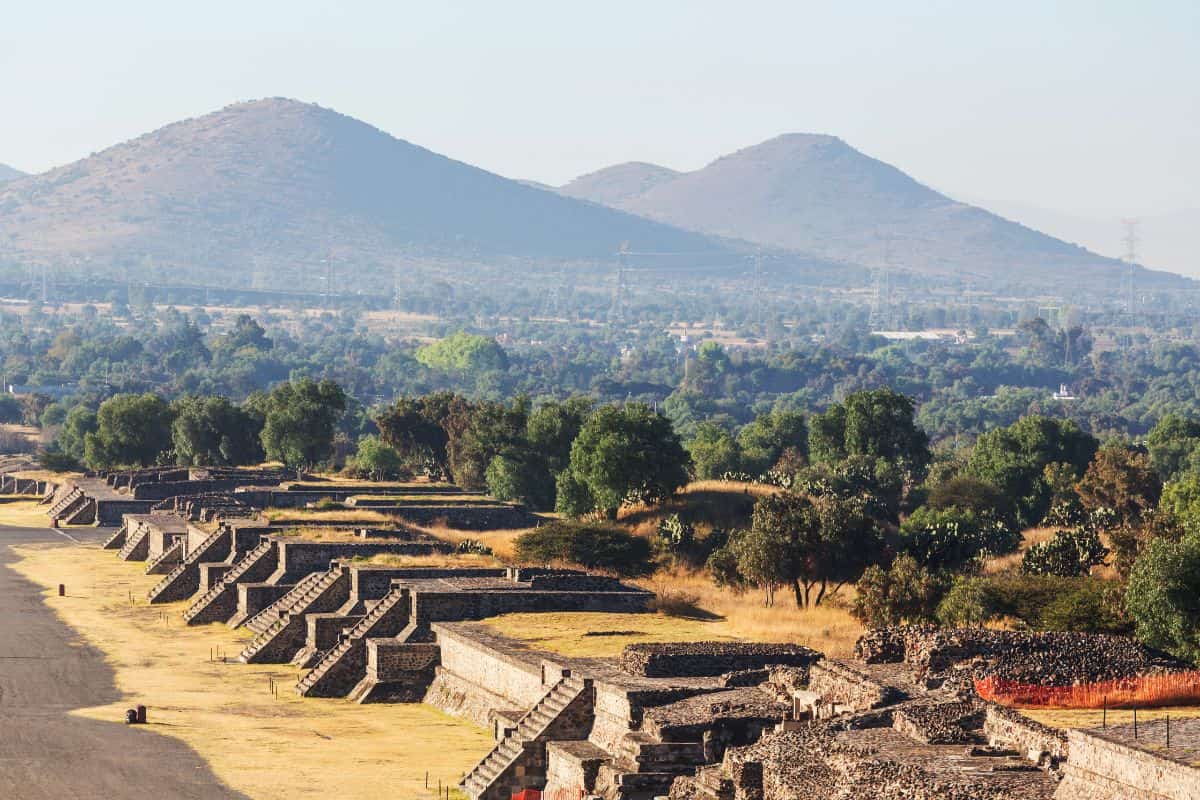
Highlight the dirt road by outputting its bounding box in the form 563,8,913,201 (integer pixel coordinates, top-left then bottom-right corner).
0,524,246,799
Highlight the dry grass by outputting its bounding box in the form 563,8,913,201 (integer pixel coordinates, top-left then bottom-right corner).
0,499,55,527
1023,706,1200,729
484,568,863,659
356,552,503,569
410,522,536,561
263,509,392,525
10,543,491,800
982,526,1059,574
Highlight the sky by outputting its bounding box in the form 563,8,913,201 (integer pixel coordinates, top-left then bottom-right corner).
2,1,1197,259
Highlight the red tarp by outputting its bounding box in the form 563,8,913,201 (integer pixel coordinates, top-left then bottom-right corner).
511,791,542,800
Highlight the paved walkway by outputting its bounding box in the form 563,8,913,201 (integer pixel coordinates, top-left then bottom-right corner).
0,523,245,799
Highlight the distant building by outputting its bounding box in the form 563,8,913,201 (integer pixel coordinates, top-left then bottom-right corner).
6,383,76,400
1052,383,1078,401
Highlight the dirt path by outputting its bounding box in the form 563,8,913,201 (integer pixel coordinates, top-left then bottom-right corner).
0,524,245,799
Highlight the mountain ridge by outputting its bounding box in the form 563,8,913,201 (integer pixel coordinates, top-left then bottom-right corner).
0,98,732,289
558,133,1171,286
0,163,24,182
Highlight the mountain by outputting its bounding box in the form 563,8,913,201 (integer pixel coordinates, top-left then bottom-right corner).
0,164,24,183
560,162,681,207
0,99,729,288
560,134,1176,286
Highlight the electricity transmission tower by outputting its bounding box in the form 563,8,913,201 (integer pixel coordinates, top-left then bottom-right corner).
1122,218,1140,316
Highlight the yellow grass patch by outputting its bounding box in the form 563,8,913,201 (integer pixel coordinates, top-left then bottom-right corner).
420,526,532,561
485,568,863,659
357,552,503,569
1023,706,1200,729
0,499,54,527
263,509,392,525
10,542,491,800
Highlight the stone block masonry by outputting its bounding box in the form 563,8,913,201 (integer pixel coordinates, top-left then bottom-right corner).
1056,723,1200,800
349,641,441,703
620,642,821,678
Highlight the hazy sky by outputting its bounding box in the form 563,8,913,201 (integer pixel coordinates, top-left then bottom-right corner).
2,1,1196,221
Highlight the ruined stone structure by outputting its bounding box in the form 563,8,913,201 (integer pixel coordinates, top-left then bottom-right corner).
1056,720,1200,799
64,465,1200,800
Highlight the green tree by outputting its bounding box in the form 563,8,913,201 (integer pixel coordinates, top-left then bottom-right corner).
560,403,689,519
415,331,507,373
350,435,406,480
1126,532,1200,663
1075,446,1163,529
259,378,346,468
83,393,174,469
57,406,98,461
1160,473,1200,532
171,395,263,466
809,389,929,476
736,492,882,608
688,422,742,479
736,411,807,476
219,314,273,352
1147,414,1200,481
966,416,1098,526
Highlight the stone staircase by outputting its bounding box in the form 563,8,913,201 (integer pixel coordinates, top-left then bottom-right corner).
244,570,325,635
182,539,275,625
592,733,706,800
102,523,128,550
117,525,150,561
146,528,229,603
238,566,345,663
145,538,185,574
462,676,592,800
48,485,85,520
296,586,411,698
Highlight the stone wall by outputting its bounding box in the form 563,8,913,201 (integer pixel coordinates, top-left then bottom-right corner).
855,626,1184,684
1056,728,1198,800
413,588,652,627
433,623,547,711
807,659,904,713
984,704,1068,766
620,642,822,678
354,641,442,703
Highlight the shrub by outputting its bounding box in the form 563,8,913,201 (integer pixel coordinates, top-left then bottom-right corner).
936,576,992,627
975,573,1131,634
900,505,1021,572
656,514,696,553
1126,533,1200,663
455,539,493,556
850,554,942,628
1021,528,1108,577
513,521,653,576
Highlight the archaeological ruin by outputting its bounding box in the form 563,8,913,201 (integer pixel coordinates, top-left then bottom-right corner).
3,461,1198,800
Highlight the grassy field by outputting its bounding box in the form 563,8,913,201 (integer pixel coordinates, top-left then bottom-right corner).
10,542,491,800
485,566,864,659
1024,706,1200,729
0,499,54,527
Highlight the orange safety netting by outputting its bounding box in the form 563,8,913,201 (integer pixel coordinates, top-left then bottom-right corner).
975,671,1200,709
